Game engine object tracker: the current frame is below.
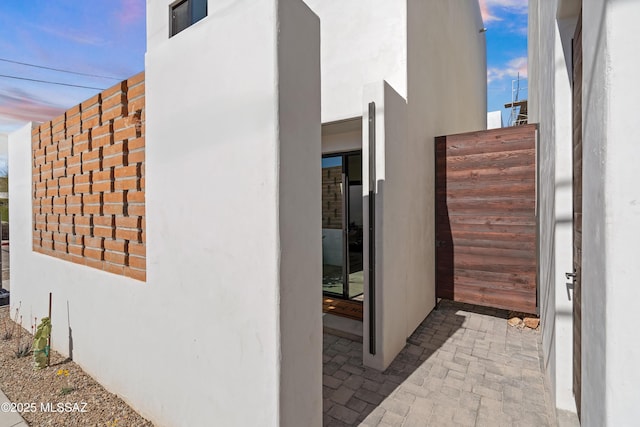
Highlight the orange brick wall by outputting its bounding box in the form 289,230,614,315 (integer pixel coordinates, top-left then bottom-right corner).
31,72,146,281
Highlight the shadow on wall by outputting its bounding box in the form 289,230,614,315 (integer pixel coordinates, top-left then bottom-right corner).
322,300,502,424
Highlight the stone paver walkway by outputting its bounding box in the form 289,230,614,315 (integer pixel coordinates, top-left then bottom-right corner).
323,300,556,426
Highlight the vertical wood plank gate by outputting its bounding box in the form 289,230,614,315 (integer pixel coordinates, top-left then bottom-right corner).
435,124,538,314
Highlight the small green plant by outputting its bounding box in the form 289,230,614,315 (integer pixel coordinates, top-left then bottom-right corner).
2,302,21,340
14,341,32,358
56,369,75,395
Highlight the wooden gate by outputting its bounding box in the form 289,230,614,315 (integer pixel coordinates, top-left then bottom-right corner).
435,125,537,313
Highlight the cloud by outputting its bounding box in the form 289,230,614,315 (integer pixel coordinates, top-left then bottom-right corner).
116,0,145,25
480,0,528,24
0,88,64,124
488,56,528,83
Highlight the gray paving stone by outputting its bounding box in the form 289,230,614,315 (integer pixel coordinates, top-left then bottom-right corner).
322,300,557,427
327,404,360,425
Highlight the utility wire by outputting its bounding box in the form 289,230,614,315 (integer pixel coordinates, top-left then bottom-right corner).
0,57,121,80
0,74,105,90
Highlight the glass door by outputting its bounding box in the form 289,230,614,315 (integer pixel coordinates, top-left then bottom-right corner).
322,152,363,300
322,155,345,296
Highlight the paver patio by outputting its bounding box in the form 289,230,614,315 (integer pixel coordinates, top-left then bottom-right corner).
323,300,556,426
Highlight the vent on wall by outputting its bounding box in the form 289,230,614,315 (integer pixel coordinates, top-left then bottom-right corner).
170,0,207,37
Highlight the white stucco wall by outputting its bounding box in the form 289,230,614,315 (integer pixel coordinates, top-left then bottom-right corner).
531,0,640,424
405,0,486,336
528,0,577,414
581,1,640,425
9,1,321,426
309,1,486,370
303,0,407,124
362,81,409,370
487,111,503,129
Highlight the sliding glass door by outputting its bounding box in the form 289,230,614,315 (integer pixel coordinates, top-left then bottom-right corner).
322,152,363,300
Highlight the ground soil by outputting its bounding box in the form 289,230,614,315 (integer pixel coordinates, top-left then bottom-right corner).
0,305,153,426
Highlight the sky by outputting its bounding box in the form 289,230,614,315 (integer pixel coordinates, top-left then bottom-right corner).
0,0,528,155
481,0,529,124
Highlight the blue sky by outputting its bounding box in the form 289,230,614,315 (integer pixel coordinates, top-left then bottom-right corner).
0,0,527,134
481,0,529,124
0,0,145,133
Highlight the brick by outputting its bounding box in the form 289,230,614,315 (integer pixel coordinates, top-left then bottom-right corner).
66,164,81,176
103,153,126,168
94,226,114,239
114,165,138,178
73,132,91,153
128,205,145,216
128,242,145,256
91,122,113,138
124,267,146,282
84,204,102,215
84,236,104,249
52,131,65,143
66,154,81,167
84,247,103,261
93,215,114,227
93,181,114,193
104,263,125,275
67,204,83,215
104,142,127,157
105,251,127,265
82,158,101,173
93,169,113,182
116,228,141,241
59,223,73,234
127,150,144,164
68,244,83,256
82,193,101,205
114,125,137,142
54,240,67,252
127,191,145,203
92,133,113,149
127,137,144,151
103,204,123,215
102,81,127,99
116,216,141,229
59,176,73,188
115,177,138,191
127,71,145,86
83,258,104,269
104,192,125,204
67,104,81,117
68,234,83,246
66,195,82,205
127,98,145,115
74,216,91,226
75,225,91,236
104,239,126,252
102,104,127,122
53,232,67,243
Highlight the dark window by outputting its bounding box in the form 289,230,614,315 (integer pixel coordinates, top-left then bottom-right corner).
170,0,207,37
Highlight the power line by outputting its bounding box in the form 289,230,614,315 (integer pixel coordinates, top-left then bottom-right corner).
0,74,105,90
0,57,122,80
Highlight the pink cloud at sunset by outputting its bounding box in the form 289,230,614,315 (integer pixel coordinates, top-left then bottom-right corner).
116,0,145,25
0,89,64,124
480,0,528,24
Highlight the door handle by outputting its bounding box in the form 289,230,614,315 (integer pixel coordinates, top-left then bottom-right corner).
565,271,576,280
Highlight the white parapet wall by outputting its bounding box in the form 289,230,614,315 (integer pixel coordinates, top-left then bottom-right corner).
362,81,409,370
9,1,321,426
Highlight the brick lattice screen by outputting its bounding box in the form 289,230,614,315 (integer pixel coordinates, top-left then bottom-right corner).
31,72,146,281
